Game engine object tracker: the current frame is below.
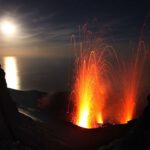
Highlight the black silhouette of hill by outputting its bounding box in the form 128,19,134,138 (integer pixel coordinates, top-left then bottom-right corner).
0,88,150,149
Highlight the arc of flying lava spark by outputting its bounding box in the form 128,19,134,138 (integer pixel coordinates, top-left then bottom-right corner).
72,50,109,128
71,45,147,127
120,41,147,123
70,25,148,129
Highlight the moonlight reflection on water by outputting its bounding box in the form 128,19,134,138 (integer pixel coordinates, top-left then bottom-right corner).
3,56,20,89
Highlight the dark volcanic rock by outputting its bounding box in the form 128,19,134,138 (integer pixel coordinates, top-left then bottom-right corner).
0,66,150,150
9,88,47,109
0,66,21,141
9,88,49,122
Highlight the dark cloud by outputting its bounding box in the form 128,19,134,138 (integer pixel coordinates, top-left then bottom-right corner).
0,0,149,57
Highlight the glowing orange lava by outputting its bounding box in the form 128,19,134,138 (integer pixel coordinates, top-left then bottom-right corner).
119,41,147,123
72,51,108,128
70,25,148,128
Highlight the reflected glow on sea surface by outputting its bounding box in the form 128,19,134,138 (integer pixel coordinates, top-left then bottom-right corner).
3,56,20,89
1,56,73,92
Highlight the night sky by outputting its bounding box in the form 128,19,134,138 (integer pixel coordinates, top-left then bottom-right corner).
0,0,149,57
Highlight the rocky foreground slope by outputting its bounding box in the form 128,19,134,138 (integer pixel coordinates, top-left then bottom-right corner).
0,66,150,150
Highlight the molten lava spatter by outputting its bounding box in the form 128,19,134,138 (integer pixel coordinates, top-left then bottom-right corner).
72,51,108,128
120,41,147,123
70,25,148,128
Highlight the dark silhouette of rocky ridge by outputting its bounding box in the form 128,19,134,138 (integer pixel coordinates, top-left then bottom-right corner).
0,66,150,150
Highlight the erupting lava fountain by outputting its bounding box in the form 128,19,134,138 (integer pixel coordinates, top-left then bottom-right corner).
70,26,148,129
119,41,147,123
71,39,111,128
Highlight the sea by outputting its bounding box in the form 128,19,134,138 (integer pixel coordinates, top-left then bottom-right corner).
0,55,150,95
0,56,74,92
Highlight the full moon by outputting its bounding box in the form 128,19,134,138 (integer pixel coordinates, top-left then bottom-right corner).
0,21,16,36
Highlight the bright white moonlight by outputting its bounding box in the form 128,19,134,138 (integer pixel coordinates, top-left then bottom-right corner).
0,21,17,36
